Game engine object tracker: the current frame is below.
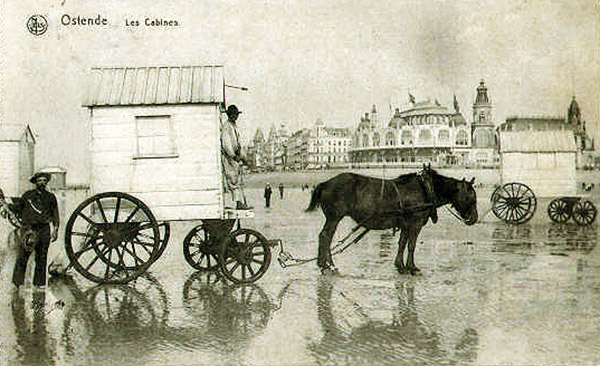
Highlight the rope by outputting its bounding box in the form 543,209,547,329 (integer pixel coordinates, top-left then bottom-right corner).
277,226,370,268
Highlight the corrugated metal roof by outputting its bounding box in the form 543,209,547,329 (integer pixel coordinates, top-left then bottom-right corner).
500,130,577,153
85,66,225,106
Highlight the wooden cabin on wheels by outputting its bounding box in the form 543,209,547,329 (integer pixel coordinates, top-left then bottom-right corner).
490,121,595,225
84,65,245,220
62,65,280,286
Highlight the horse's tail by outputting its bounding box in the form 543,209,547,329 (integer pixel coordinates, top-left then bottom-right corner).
306,183,325,212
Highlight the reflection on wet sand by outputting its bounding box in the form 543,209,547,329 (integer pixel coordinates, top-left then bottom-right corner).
44,272,289,365
308,277,478,365
490,222,597,253
11,290,55,365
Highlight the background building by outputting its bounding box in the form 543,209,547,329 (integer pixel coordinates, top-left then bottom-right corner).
499,99,596,169
350,96,475,167
308,119,352,168
250,119,352,171
0,124,35,197
470,81,500,166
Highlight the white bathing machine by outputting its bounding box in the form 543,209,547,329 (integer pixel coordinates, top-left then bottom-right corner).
64,66,276,286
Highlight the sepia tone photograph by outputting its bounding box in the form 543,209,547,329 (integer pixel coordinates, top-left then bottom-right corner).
0,0,598,365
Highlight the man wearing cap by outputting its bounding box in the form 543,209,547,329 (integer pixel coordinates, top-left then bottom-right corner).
12,172,59,289
221,104,249,209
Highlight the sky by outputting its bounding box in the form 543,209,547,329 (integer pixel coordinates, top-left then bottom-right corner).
1,0,598,184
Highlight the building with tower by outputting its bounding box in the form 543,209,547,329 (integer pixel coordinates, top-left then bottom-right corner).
499,96,595,169
349,81,499,167
470,80,499,165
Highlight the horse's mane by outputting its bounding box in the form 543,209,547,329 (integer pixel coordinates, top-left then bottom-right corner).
392,167,440,183
392,172,418,183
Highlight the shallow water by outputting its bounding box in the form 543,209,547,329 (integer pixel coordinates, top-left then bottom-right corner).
1,187,599,365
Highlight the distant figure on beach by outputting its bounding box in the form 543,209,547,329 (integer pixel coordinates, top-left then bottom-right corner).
264,183,273,208
278,183,284,199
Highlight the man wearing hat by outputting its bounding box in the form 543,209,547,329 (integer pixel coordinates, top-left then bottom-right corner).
221,104,249,209
12,171,59,289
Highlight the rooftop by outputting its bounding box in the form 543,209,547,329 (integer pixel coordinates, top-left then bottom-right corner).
85,65,225,107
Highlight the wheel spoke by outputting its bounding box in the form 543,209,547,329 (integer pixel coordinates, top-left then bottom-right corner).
226,262,240,275
72,231,102,240
78,212,98,226
114,197,121,223
104,249,113,280
74,239,102,259
83,245,109,271
133,238,154,255
124,206,140,223
122,244,145,266
96,199,108,223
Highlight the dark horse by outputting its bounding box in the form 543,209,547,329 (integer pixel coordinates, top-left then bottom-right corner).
306,167,478,275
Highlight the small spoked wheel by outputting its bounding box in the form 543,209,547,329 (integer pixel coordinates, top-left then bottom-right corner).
219,229,271,284
547,198,571,223
65,192,161,284
572,200,597,226
491,182,537,224
183,223,220,271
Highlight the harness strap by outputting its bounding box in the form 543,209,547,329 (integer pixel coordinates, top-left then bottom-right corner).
417,169,439,223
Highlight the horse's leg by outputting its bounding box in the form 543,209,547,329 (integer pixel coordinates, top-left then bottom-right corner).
318,216,341,273
405,226,423,275
395,230,409,274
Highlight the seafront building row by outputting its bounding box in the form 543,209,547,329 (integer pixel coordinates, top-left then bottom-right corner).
246,81,596,171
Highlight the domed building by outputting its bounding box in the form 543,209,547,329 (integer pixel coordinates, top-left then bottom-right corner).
351,98,472,166
350,81,500,167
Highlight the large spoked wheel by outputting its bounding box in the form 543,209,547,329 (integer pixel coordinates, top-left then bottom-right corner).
65,192,161,284
152,222,171,263
219,229,271,284
183,223,220,271
572,200,597,226
491,182,537,224
547,198,571,223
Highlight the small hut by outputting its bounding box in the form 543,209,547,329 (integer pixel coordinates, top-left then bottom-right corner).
84,66,228,220
40,166,67,189
499,129,577,197
0,124,35,197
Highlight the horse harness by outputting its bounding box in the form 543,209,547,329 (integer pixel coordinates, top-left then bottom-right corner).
380,170,439,226
278,171,442,269
416,170,438,224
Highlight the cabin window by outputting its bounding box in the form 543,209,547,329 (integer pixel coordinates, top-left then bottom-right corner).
135,115,177,158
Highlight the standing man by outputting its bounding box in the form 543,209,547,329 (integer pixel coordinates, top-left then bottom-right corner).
278,183,284,200
12,172,59,289
264,183,273,208
221,104,249,210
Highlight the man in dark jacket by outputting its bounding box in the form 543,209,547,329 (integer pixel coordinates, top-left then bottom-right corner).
264,183,273,208
12,172,59,289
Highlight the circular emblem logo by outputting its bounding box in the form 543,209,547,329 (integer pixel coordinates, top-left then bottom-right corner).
27,15,48,36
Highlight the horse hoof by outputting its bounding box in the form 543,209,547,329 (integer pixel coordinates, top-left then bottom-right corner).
409,267,422,275
321,266,339,276
397,267,409,275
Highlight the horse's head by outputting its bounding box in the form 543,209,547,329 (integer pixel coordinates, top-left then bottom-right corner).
450,177,478,225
